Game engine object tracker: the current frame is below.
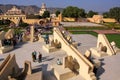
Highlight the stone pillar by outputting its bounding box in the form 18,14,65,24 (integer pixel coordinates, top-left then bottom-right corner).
38,34,44,42
30,26,34,42
62,56,67,68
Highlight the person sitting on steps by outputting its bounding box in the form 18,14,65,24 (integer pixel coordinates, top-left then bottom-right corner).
57,58,62,65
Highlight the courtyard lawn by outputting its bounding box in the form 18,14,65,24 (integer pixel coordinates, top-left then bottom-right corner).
64,26,108,31
106,34,120,48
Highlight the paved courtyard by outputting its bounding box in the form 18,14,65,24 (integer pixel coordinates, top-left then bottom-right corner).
0,34,120,80
61,22,103,27
0,41,67,80
71,34,97,54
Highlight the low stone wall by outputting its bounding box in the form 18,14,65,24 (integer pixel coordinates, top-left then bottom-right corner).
0,54,19,80
0,46,14,54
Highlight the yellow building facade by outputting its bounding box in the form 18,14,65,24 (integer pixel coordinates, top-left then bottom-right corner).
87,15,117,23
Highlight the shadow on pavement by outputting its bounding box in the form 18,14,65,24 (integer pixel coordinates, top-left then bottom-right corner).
96,59,105,80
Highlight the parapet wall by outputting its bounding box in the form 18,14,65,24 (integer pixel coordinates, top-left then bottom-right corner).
0,54,19,80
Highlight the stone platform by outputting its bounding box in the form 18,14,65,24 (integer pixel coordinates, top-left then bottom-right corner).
51,64,75,80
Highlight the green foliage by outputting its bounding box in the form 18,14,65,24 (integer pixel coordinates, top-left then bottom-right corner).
87,10,98,18
64,26,108,30
106,34,120,48
55,10,60,17
103,12,109,18
62,6,86,18
19,23,29,28
42,11,50,18
14,27,23,34
109,7,120,22
0,19,11,25
26,14,42,19
102,7,120,22
78,8,86,18
19,19,29,28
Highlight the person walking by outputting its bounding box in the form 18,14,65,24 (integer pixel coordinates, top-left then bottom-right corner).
34,50,37,61
32,51,35,62
38,52,42,63
45,34,49,44
57,58,62,65
32,50,37,62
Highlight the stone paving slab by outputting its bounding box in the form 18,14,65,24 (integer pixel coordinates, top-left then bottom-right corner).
61,22,103,27
96,53,120,80
71,34,97,54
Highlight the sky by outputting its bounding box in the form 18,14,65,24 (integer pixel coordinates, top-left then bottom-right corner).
0,0,120,12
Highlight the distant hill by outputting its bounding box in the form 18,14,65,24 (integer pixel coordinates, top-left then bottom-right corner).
0,4,64,15
0,9,3,14
47,7,63,13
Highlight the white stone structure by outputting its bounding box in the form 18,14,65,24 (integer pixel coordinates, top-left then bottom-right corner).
90,34,120,57
39,3,47,16
50,13,56,18
6,6,23,15
51,27,96,80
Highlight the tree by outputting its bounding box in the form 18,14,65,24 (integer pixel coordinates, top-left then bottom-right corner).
42,11,50,18
103,12,109,18
0,19,11,25
109,7,120,22
55,10,60,17
78,8,86,18
19,18,29,28
87,10,98,18
62,6,86,18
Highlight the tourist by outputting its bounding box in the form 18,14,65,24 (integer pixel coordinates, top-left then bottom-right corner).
45,34,49,44
57,59,62,65
13,38,17,46
34,50,37,61
32,51,35,62
38,52,42,63
32,50,37,62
